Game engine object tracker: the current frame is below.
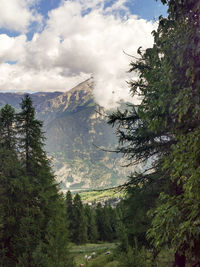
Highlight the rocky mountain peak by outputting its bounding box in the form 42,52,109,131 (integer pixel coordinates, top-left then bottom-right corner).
68,78,93,94
0,79,131,191
36,78,94,115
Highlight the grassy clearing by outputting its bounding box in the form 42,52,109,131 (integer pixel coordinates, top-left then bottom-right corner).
78,188,125,203
70,242,119,267
71,243,174,267
86,254,119,267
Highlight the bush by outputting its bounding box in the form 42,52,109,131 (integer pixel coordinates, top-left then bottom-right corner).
118,239,152,267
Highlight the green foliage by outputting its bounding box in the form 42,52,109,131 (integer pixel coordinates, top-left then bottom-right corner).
66,191,123,245
85,204,98,243
120,170,167,249
119,244,152,267
109,0,200,264
73,194,88,244
0,104,16,149
116,222,129,253
71,242,119,267
79,188,125,203
95,203,114,242
66,190,75,240
0,97,73,266
88,253,116,267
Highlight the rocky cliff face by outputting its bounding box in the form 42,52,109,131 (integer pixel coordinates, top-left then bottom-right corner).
0,79,131,191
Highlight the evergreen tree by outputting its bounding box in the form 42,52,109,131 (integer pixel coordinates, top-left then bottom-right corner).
17,94,46,174
107,205,119,241
84,204,98,243
95,203,113,242
0,104,16,149
17,95,73,266
0,97,74,266
0,105,31,266
95,203,104,241
72,194,87,244
39,193,74,267
109,0,200,264
66,190,75,241
103,206,115,242
120,173,165,248
117,221,129,253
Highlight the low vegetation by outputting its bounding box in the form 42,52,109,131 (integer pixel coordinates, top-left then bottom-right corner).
78,188,125,204
71,242,118,266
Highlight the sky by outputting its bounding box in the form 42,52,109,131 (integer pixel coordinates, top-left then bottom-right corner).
0,0,167,108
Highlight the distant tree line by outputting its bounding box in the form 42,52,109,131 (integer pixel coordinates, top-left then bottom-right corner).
65,190,122,245
0,96,74,267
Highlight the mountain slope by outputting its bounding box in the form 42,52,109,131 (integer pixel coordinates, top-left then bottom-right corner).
0,79,130,191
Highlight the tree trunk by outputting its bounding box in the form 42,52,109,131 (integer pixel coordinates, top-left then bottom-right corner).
174,251,186,267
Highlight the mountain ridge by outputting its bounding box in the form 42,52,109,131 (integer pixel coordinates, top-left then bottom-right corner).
0,79,131,191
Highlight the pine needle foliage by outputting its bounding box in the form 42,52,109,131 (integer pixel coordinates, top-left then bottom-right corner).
108,0,200,264
0,96,74,266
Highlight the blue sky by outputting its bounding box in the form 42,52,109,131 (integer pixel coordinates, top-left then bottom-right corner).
0,0,167,39
0,0,167,107
126,0,167,20
34,0,168,23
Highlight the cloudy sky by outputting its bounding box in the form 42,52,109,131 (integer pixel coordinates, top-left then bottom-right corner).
0,0,167,108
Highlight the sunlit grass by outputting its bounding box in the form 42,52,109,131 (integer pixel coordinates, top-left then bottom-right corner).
70,242,119,266
78,188,125,203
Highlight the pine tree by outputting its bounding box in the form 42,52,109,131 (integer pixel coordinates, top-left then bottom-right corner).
0,104,16,149
17,94,46,174
66,190,75,241
72,194,87,244
107,205,120,241
95,203,113,242
16,95,73,266
84,204,98,243
0,97,74,266
0,104,31,266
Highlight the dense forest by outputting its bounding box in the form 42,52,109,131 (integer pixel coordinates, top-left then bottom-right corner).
66,191,122,244
1,0,200,266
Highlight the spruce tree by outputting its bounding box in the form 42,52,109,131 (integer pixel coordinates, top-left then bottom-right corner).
16,94,73,266
17,94,46,174
84,204,98,243
95,203,113,242
72,194,87,244
66,190,75,241
102,206,114,242
0,105,31,266
0,97,73,266
107,205,119,241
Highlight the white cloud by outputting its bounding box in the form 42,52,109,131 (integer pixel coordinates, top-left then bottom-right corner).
0,34,27,63
0,63,89,92
0,0,43,33
0,0,156,108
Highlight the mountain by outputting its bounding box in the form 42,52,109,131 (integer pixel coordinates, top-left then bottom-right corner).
0,91,62,111
0,79,131,191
